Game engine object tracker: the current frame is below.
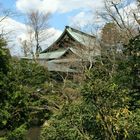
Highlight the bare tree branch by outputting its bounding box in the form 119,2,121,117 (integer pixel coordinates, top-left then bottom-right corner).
26,10,51,56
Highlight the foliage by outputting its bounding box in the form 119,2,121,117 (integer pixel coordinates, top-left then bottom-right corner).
0,38,10,74
81,66,131,139
101,22,121,45
0,38,11,116
40,101,92,140
123,35,140,110
40,34,140,140
6,124,27,140
0,24,140,140
10,59,50,87
0,41,51,138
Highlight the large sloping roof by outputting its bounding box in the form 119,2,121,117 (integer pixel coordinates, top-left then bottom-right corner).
67,26,96,47
39,49,68,59
22,47,79,60
39,47,79,59
41,26,96,53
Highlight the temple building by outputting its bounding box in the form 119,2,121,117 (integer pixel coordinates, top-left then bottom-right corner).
23,26,100,72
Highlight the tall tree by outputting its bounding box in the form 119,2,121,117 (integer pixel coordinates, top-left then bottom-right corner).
122,35,140,110
26,10,50,56
101,22,122,45
100,0,139,40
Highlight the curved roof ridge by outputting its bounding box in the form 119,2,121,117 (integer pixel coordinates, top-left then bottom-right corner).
66,26,95,38
41,26,96,53
41,27,68,53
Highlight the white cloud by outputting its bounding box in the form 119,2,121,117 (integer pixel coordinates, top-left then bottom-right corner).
45,28,62,46
70,12,93,28
16,0,42,12
16,0,103,14
70,0,139,29
0,17,27,55
16,0,138,30
0,17,62,56
16,0,105,32
69,10,106,28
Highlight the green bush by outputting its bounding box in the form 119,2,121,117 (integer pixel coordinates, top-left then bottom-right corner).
0,43,51,137
40,102,93,140
7,124,27,140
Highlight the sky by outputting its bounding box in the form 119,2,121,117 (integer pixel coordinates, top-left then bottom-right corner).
0,0,137,55
0,0,105,30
